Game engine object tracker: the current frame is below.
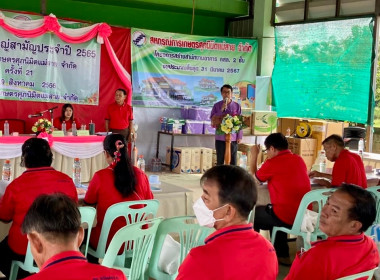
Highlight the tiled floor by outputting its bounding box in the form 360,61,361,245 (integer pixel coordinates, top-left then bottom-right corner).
277,241,297,279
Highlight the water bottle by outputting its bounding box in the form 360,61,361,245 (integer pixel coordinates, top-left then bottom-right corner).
239,152,248,170
62,121,67,136
319,150,327,173
72,158,81,187
358,138,364,160
2,159,11,181
137,155,145,172
3,120,9,136
72,121,77,136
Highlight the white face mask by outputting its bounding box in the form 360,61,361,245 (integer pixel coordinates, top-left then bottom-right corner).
193,197,228,228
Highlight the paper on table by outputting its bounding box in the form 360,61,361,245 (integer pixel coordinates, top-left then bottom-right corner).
311,177,331,184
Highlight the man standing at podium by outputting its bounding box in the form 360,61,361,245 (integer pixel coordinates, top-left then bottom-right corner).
210,84,242,165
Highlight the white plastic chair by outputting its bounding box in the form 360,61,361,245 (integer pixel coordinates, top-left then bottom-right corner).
79,206,96,257
9,242,39,280
102,218,163,280
335,267,377,280
148,216,214,280
9,206,97,280
87,199,159,261
271,188,333,251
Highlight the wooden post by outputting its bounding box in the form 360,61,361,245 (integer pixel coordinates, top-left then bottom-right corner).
224,133,231,165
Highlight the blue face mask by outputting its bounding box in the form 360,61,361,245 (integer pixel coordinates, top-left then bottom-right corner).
192,197,228,228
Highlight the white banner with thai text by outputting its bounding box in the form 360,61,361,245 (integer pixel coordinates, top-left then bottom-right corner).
0,28,101,105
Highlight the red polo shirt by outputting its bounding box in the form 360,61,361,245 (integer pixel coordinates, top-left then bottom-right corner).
285,233,379,280
53,117,81,131
177,223,278,280
256,150,311,225
331,149,367,188
0,167,78,255
23,251,126,280
105,102,133,130
84,166,153,250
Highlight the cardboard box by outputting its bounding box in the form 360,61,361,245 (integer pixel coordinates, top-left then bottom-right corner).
212,149,217,167
310,121,346,156
183,120,204,134
166,147,191,174
200,148,213,173
188,107,212,121
189,147,201,173
277,118,301,136
287,137,317,170
242,108,254,136
251,111,278,136
203,121,216,135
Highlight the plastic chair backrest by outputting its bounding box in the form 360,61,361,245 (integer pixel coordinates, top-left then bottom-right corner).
247,205,256,224
291,189,332,233
148,216,214,280
366,186,380,224
9,242,38,280
10,206,96,280
271,188,335,250
335,267,377,280
89,199,159,259
102,218,163,280
79,206,96,257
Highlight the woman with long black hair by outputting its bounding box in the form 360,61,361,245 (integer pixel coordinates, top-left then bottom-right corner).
84,133,153,253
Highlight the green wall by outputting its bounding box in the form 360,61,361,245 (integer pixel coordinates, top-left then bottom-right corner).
0,0,249,36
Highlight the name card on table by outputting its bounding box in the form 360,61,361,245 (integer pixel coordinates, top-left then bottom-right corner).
52,131,64,137
77,130,90,136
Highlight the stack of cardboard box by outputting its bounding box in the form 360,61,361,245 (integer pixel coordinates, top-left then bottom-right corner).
166,146,213,174
287,137,317,171
278,118,346,153
241,110,278,136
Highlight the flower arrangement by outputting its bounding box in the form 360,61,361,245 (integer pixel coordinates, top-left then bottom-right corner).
32,118,53,134
216,114,247,135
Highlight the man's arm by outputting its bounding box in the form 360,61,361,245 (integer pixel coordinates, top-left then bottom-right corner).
250,145,260,175
309,171,332,187
309,170,332,180
105,119,109,133
129,120,135,142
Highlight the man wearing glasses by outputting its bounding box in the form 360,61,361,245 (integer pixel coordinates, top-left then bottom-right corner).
250,133,311,266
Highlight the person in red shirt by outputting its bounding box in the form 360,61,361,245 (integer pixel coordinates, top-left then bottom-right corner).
105,89,135,142
250,133,311,266
53,103,81,131
286,184,379,280
309,134,367,188
0,138,78,278
177,165,278,280
84,133,153,263
22,193,126,280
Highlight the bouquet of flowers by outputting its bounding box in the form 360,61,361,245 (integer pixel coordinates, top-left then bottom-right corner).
32,118,53,134
216,114,247,135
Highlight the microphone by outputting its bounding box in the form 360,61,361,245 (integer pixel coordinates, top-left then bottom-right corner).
28,113,43,118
